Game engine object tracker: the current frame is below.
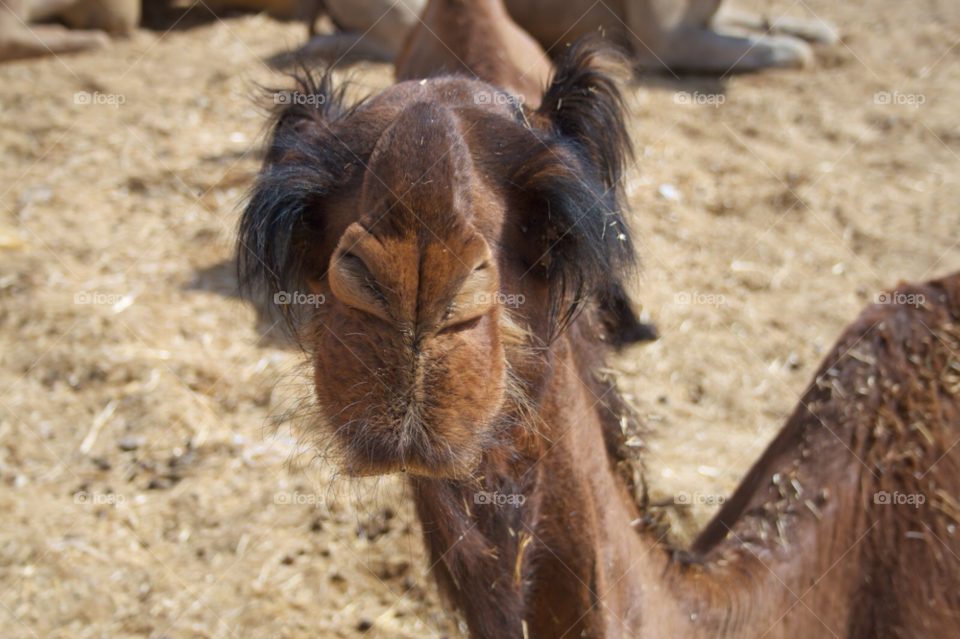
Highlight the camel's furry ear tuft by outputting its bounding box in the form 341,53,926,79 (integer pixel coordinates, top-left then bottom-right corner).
518,35,636,338
537,35,634,197
237,68,356,332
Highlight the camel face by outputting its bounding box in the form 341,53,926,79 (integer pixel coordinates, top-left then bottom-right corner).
240,47,638,479
242,77,556,479
310,99,511,479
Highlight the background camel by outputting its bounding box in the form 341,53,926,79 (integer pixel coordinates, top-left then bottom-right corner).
0,0,836,69
0,0,419,64
297,0,426,61
395,0,550,106
0,0,138,61
504,0,839,71
184,0,426,61
297,0,838,72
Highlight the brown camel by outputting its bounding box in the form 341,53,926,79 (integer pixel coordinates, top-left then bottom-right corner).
238,26,959,639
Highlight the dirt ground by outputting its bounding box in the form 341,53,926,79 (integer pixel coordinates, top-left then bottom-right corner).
1,0,958,637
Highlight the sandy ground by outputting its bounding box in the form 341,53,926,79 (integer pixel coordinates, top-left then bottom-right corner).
1,0,958,637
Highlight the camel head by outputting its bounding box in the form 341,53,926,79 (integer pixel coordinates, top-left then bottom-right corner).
239,39,635,479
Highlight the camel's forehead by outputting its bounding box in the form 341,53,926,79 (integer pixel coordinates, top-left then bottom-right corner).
364,77,522,119
369,99,469,177
351,78,524,193
355,98,485,239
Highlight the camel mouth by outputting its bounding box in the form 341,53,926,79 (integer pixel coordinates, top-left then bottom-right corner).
338,420,484,480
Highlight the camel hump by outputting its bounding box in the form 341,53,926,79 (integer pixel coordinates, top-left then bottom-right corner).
692,271,960,558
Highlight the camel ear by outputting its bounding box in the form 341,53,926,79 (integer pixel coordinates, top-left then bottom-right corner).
519,37,637,336
237,71,349,324
537,36,634,193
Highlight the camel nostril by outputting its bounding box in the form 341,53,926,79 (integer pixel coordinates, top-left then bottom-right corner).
329,243,394,321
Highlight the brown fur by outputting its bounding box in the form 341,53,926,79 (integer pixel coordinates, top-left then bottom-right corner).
240,33,960,639
395,0,551,108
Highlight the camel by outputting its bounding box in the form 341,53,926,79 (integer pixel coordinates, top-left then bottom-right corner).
0,0,138,61
395,0,551,106
238,36,960,636
0,0,412,64
2,0,837,69
294,0,839,72
296,0,427,62
502,0,839,72
238,7,958,637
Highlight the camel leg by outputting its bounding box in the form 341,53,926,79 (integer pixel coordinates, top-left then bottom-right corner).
0,0,109,61
625,1,812,72
713,7,839,44
0,24,108,61
641,26,813,72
